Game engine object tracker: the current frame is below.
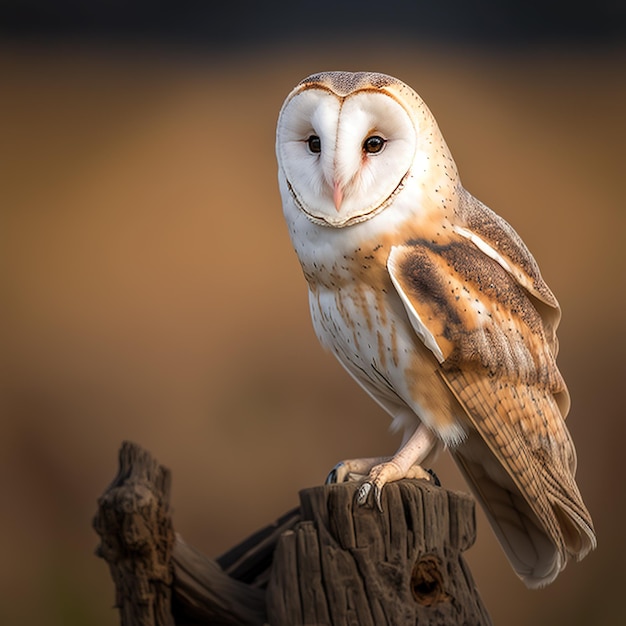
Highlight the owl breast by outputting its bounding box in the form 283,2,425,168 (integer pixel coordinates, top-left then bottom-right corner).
311,282,398,372
309,280,409,405
285,187,464,441
305,235,440,417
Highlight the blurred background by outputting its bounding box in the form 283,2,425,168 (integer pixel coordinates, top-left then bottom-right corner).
2,2,625,625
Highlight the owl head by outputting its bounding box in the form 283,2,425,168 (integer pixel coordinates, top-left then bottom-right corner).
276,71,458,228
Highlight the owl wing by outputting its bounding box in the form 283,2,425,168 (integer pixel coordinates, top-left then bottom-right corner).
453,189,564,368
387,191,595,587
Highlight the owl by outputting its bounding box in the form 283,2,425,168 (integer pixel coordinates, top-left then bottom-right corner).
275,71,595,587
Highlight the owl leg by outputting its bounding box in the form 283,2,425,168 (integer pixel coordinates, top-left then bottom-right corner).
358,424,438,510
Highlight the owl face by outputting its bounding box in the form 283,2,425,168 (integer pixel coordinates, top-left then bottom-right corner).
276,73,419,228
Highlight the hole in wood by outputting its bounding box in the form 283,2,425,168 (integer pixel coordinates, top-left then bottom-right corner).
410,553,451,607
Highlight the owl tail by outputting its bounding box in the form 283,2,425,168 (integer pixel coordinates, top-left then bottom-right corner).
451,432,596,588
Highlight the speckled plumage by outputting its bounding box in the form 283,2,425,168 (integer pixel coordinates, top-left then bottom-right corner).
276,71,595,587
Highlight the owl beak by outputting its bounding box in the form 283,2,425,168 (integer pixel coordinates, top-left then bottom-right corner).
333,180,344,211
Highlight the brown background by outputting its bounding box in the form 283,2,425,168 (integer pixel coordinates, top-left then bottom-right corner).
3,35,625,626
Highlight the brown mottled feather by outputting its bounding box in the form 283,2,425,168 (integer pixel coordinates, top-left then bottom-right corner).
389,236,562,384
388,202,595,585
442,370,595,572
456,191,557,306
297,71,396,96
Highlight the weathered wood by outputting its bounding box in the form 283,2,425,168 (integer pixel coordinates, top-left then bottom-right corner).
93,441,282,626
171,536,267,626
267,481,493,626
216,506,301,588
95,442,492,626
172,506,301,625
93,441,175,626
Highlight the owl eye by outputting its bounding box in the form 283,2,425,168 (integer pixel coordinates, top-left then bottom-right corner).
363,135,386,154
307,135,321,154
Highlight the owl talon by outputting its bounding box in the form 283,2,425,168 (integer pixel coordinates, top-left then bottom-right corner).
357,481,372,506
426,468,441,487
326,461,355,484
325,464,341,484
356,481,384,511
374,485,383,511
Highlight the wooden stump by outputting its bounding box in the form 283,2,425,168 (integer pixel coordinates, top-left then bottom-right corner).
94,442,492,626
268,481,492,625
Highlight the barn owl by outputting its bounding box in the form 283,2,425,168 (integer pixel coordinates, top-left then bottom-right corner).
275,71,595,588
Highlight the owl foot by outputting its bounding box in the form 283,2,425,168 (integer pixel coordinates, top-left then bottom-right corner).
357,461,435,511
329,424,440,510
326,456,391,485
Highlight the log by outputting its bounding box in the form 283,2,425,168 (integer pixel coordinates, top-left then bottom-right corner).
94,442,492,626
268,481,493,625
